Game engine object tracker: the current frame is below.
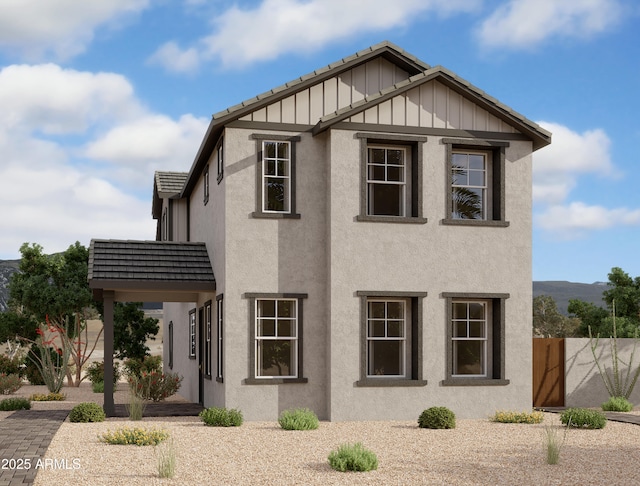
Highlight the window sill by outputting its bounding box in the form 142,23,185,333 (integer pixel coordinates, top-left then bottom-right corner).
251,212,301,219
244,377,308,385
355,379,428,387
356,215,428,224
441,219,509,228
188,355,196,360
216,377,223,383
441,378,510,386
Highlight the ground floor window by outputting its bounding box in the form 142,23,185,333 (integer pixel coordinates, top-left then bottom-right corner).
356,291,427,386
216,294,223,382
189,309,196,359
442,292,510,386
205,300,212,379
243,292,308,383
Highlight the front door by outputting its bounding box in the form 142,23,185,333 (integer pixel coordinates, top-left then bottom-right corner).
198,307,205,405
532,338,565,407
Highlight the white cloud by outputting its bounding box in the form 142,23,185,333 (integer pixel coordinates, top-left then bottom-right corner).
150,0,480,71
0,0,150,61
147,41,201,74
477,0,623,49
536,202,640,237
533,122,614,204
0,63,207,259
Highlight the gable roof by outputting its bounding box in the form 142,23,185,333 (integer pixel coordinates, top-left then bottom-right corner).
88,239,215,302
152,171,188,219
181,41,551,196
312,66,552,150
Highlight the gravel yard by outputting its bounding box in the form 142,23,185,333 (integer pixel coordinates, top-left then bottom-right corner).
3,384,640,485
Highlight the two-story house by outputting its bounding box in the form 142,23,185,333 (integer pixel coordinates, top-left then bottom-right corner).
88,41,551,420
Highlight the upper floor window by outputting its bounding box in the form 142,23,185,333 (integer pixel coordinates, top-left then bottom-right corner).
203,164,210,205
442,138,509,227
161,207,168,241
356,133,428,224
216,138,224,184
250,134,301,219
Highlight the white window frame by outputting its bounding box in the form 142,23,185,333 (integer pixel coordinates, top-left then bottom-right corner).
205,301,212,378
216,295,223,381
451,150,492,220
451,300,492,378
255,298,298,379
366,145,410,217
366,298,410,378
261,140,291,213
189,309,196,359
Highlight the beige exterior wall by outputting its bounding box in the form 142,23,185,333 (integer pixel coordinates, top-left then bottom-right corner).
565,338,640,407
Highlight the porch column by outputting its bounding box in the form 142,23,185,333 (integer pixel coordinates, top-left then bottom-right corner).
102,290,115,417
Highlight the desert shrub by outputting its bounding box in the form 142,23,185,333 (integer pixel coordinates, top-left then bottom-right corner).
85,361,121,385
123,355,162,379
98,427,169,446
491,410,544,424
560,408,606,429
156,436,176,478
92,381,105,393
69,402,106,423
328,443,378,472
0,354,23,377
29,392,66,401
24,345,60,385
199,407,243,427
129,371,182,402
418,406,456,429
601,396,633,412
0,397,31,411
0,373,22,394
278,407,319,430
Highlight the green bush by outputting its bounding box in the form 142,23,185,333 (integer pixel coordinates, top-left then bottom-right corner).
29,392,66,401
199,407,244,427
0,354,23,377
123,355,162,379
560,408,607,429
129,371,182,402
418,406,456,429
69,402,106,423
0,397,31,411
602,396,633,412
92,381,105,393
278,407,319,430
328,443,378,472
85,361,121,385
491,410,544,424
24,345,60,385
0,373,22,394
98,426,169,446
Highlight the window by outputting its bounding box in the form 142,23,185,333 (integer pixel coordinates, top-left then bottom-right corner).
243,293,308,384
356,291,427,387
442,138,509,227
216,294,223,382
189,309,196,359
251,134,301,219
204,164,210,205
356,133,428,224
168,321,174,370
216,138,224,183
442,293,510,386
161,207,168,241
205,300,212,379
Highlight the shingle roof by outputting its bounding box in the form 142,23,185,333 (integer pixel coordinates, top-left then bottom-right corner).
155,171,188,197
88,240,215,287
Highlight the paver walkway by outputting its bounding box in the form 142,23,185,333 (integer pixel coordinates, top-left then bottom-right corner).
0,410,70,486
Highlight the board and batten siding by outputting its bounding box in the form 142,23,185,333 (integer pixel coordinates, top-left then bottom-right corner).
239,57,517,134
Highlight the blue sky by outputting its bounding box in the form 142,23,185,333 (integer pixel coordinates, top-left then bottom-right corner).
0,0,638,283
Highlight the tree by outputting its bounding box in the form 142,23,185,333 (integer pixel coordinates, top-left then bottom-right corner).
113,302,159,361
8,242,101,386
569,267,640,338
0,310,37,343
533,295,579,337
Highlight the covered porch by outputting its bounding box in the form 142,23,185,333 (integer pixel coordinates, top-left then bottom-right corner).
88,239,216,416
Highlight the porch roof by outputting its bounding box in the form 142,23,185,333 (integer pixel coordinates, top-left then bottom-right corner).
88,239,216,303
